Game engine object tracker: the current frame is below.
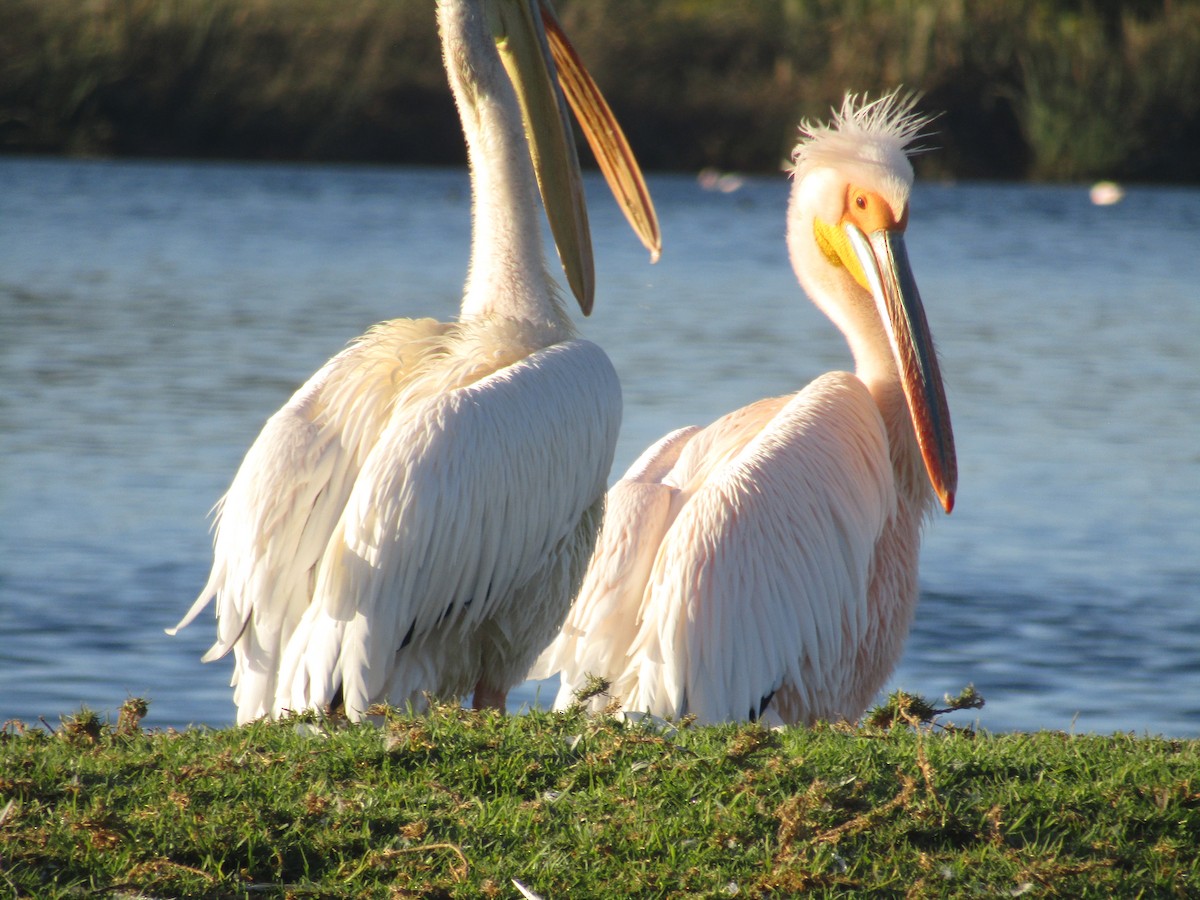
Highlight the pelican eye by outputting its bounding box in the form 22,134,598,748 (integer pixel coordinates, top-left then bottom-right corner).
846,187,902,233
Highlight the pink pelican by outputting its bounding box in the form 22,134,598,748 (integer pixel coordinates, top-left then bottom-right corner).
534,91,955,725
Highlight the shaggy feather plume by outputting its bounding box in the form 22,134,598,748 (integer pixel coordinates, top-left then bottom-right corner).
792,90,934,194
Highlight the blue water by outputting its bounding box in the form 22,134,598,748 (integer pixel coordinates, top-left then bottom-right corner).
2,157,1198,735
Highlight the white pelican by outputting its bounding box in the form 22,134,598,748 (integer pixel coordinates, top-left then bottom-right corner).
169,0,659,723
533,91,956,726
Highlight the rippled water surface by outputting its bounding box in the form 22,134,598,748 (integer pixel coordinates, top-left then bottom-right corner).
2,158,1198,734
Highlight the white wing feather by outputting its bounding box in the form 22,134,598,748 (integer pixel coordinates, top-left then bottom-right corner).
170,319,447,722
275,337,620,718
547,371,894,725
528,426,700,703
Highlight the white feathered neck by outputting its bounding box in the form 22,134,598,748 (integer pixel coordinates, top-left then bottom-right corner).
437,0,571,336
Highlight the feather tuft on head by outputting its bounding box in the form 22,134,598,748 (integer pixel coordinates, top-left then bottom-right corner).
792,89,935,192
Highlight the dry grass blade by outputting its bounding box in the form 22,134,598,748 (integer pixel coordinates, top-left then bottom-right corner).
374,843,470,882
815,772,917,845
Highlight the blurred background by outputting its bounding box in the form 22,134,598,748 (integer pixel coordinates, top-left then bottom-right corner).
2,0,1198,182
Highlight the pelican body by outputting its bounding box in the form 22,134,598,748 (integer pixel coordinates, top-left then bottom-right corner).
534,91,956,726
171,0,659,723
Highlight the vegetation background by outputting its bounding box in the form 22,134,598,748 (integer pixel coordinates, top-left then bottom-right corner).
2,0,1199,181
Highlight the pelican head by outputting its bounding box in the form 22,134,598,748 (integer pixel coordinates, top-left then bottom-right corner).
787,90,956,513
483,0,659,315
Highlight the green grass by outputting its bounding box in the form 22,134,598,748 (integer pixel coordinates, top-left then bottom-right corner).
3,694,1198,898
2,0,1200,180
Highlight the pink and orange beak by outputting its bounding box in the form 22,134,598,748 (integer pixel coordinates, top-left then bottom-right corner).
844,210,957,513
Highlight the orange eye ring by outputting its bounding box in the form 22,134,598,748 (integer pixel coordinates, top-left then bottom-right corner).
845,186,904,232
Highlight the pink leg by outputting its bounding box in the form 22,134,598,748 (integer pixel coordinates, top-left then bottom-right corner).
472,681,507,712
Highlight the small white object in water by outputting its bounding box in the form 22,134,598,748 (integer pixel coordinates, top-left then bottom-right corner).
1090,181,1124,206
698,167,745,193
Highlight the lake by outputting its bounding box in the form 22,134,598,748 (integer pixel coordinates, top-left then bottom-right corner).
1,157,1198,735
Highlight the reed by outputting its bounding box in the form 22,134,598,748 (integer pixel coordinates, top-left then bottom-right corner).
0,0,446,161
1,0,1197,179
1012,2,1200,180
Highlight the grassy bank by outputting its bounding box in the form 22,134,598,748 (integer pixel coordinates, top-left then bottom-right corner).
2,0,1199,180
2,697,1198,898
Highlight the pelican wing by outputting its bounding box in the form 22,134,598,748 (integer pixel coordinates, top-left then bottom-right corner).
557,372,894,724
529,425,700,701
274,337,621,719
170,319,449,723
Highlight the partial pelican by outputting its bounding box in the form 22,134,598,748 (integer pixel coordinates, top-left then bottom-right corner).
533,91,956,726
170,0,660,723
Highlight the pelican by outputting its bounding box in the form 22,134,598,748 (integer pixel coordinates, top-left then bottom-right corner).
533,91,956,726
169,0,659,723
